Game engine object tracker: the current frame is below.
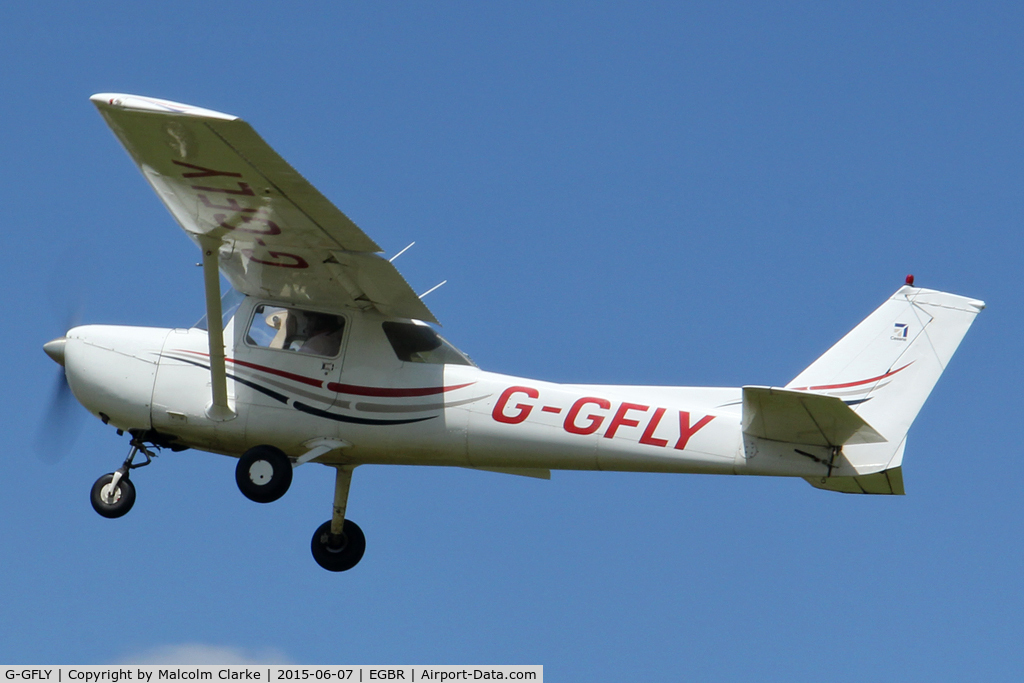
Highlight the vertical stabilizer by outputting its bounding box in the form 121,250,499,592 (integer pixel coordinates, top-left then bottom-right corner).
787,285,984,477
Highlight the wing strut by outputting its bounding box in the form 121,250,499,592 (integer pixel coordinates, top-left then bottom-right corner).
200,236,235,421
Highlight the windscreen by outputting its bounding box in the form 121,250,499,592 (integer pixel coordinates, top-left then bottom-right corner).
193,287,247,331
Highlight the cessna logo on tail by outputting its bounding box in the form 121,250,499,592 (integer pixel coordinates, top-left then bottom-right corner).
891,323,909,341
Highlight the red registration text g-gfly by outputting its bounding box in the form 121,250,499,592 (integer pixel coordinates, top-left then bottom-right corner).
491,386,715,451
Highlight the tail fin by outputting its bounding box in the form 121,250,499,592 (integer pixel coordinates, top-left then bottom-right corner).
788,284,984,485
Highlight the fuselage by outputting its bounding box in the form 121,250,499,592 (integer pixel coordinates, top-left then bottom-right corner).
59,295,831,481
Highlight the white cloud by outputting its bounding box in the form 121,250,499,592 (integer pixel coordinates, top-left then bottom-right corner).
118,644,292,665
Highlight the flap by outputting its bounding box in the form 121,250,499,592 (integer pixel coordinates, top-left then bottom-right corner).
742,386,886,447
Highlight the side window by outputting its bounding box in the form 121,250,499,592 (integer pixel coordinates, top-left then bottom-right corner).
382,321,475,366
247,305,346,358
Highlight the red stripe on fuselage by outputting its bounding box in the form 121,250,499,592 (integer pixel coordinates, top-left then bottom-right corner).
226,357,324,388
170,350,474,396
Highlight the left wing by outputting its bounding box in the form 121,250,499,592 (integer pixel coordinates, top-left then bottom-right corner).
91,93,437,323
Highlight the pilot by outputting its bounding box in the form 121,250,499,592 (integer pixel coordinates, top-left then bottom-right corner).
298,313,344,357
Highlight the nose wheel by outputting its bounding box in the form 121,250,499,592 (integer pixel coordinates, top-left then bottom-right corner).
90,472,136,518
90,439,154,519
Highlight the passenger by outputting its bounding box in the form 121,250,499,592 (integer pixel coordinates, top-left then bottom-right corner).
299,314,344,356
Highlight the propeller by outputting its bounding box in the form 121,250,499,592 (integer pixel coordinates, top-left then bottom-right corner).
35,359,84,462
36,305,86,462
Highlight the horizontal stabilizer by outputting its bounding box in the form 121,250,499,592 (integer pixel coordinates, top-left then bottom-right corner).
742,386,886,447
805,466,904,495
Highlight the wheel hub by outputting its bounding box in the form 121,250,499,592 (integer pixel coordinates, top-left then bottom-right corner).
323,532,348,553
100,483,121,504
248,459,274,485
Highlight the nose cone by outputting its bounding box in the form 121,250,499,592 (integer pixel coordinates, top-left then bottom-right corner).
61,324,168,432
44,337,67,366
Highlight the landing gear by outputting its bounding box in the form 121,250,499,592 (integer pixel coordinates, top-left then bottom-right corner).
90,439,155,518
311,519,366,572
90,472,136,518
236,445,292,503
310,466,365,572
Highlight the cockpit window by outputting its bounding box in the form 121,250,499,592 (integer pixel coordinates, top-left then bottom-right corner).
382,322,475,366
246,304,346,358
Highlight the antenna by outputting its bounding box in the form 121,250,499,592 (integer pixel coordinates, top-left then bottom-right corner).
389,242,415,263
419,280,447,299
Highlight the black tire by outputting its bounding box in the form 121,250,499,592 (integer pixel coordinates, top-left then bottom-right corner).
310,519,366,572
235,445,293,503
90,472,136,519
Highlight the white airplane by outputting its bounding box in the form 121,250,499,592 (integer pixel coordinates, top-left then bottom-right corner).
43,93,985,572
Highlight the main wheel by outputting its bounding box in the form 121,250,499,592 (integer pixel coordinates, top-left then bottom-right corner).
90,473,136,518
311,519,366,572
236,445,293,503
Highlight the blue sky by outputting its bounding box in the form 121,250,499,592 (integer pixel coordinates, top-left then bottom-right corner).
2,1,1021,679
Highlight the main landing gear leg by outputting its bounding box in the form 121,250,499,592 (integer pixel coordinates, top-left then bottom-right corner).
310,465,365,572
90,438,155,519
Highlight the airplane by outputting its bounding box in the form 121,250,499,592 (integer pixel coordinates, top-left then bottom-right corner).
42,93,985,572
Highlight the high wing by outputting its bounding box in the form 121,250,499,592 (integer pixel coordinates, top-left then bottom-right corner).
91,93,437,323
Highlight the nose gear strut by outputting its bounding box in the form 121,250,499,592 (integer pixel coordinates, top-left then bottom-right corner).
90,437,157,519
